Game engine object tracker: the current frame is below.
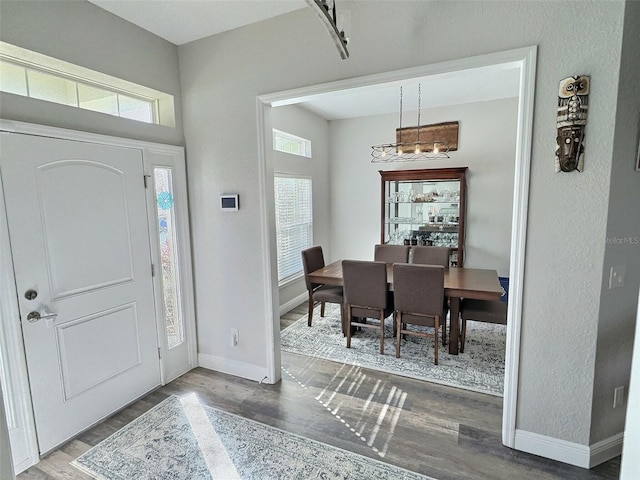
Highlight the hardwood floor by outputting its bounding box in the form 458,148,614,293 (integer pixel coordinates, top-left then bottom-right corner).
17,303,620,480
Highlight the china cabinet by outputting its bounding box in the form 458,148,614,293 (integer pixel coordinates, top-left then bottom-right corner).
380,167,468,267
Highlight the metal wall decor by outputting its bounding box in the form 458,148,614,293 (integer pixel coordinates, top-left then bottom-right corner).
305,0,350,60
555,75,590,172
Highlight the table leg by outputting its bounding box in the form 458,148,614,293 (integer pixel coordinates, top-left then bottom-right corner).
449,296,460,355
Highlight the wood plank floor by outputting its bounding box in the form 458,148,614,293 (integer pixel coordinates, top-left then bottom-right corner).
17,303,620,480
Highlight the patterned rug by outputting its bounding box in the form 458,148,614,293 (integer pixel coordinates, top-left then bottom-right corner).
72,394,433,480
281,304,505,396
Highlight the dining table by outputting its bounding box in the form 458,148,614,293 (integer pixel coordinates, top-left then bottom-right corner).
307,260,503,355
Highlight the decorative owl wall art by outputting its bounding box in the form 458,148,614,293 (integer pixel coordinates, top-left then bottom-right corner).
555,75,590,172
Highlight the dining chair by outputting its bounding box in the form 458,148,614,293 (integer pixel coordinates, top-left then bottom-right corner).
301,246,345,333
342,260,393,354
459,299,507,353
410,245,450,267
410,245,450,342
374,244,410,263
392,263,447,364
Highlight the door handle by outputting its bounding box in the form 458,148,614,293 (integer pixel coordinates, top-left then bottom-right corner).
26,310,58,327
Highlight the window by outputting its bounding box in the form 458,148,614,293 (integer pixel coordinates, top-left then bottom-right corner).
273,129,312,158
153,167,185,349
274,175,313,284
0,41,175,127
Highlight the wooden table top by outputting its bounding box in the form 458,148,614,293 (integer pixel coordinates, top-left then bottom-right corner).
308,260,502,301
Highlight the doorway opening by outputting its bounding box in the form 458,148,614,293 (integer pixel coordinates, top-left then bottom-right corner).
257,46,537,448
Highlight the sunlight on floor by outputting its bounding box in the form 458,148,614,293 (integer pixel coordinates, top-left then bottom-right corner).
283,356,407,458
178,393,241,479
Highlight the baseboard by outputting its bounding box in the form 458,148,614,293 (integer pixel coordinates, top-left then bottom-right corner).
514,429,623,468
589,432,624,468
198,353,272,384
279,292,307,316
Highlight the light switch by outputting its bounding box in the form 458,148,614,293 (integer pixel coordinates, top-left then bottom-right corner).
609,266,625,289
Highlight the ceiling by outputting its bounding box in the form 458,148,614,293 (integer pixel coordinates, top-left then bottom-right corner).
86,0,520,120
87,0,307,46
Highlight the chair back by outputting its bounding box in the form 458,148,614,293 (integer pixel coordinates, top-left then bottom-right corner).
342,260,388,315
393,263,444,325
374,244,410,264
301,246,325,291
411,246,450,267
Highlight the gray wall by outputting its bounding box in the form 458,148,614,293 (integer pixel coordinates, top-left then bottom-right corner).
593,0,640,444
0,0,184,146
177,0,634,449
621,288,640,479
328,98,517,276
272,105,331,310
0,0,637,463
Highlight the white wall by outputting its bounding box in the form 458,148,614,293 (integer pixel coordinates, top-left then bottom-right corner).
329,98,517,276
271,105,331,310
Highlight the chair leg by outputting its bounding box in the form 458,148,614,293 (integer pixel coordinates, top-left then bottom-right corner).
320,301,326,317
441,319,447,346
395,313,401,358
379,311,385,355
460,318,466,353
346,305,352,348
434,316,439,365
307,293,314,327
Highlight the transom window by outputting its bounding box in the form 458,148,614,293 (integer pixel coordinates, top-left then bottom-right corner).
273,129,312,158
0,41,175,127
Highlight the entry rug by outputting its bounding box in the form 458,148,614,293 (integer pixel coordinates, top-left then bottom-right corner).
72,394,433,480
281,304,506,396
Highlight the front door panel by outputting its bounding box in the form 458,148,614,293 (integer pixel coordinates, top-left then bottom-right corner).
0,133,160,453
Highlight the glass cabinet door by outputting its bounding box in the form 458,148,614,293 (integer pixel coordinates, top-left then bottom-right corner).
380,167,467,266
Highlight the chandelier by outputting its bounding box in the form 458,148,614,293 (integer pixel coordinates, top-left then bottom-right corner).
305,0,350,60
371,84,451,163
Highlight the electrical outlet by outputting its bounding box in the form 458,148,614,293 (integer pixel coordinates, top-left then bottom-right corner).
231,328,239,347
613,386,625,408
608,266,625,289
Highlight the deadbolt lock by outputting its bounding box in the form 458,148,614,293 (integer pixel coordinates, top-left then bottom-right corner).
25,289,38,300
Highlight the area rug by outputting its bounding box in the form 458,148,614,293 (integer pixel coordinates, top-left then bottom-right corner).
72,393,433,480
281,304,505,396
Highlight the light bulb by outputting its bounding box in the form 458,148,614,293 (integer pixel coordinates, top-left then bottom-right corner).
398,148,403,155
433,143,439,154
415,145,420,154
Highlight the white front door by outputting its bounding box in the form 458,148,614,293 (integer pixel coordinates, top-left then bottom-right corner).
0,133,160,454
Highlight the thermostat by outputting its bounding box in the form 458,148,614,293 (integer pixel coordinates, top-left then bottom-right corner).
220,194,239,211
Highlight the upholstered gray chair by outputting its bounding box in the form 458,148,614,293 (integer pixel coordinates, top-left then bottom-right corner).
374,244,410,264
392,263,447,364
342,260,393,354
459,299,507,353
410,246,450,267
301,246,345,333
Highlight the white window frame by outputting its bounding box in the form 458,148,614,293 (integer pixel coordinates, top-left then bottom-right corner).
273,129,312,158
274,174,313,286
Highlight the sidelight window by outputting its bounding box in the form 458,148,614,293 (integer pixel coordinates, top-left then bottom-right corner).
154,167,184,349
